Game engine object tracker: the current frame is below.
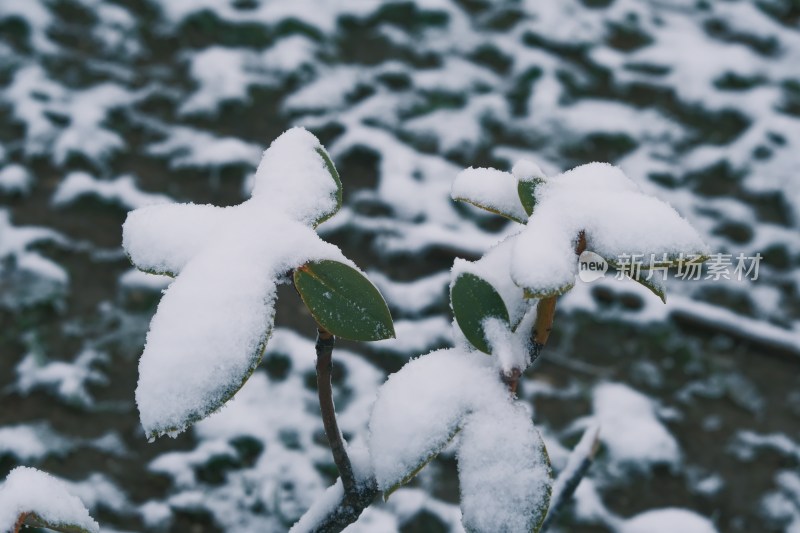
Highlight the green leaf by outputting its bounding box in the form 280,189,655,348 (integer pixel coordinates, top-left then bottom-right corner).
312,147,343,227
451,273,510,354
517,177,545,217
294,260,395,341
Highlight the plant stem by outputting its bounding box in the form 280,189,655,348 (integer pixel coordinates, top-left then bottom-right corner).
532,231,587,357
294,479,378,533
315,328,357,497
13,512,29,533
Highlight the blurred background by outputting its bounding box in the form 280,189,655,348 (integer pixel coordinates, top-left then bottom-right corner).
0,0,798,531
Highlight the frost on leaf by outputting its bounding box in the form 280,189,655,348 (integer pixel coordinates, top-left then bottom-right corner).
122,128,356,440
458,405,552,533
509,162,708,300
369,349,508,496
0,467,99,533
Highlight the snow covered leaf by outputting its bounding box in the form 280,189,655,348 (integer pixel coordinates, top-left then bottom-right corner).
369,349,509,498
458,405,552,533
0,467,99,533
451,273,510,354
510,162,708,298
123,128,360,440
514,160,547,217
122,203,226,277
294,260,394,341
251,131,342,227
311,148,343,226
452,167,528,223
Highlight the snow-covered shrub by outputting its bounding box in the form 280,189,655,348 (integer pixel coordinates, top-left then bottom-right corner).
362,159,708,532
120,129,708,532
122,128,395,440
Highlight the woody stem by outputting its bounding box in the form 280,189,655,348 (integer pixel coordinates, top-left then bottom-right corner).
315,328,357,497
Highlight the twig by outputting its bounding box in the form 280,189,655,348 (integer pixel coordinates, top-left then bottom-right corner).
540,425,601,532
292,478,378,533
315,329,357,497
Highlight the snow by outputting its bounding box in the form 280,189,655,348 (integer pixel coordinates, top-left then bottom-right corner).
0,467,98,533
548,423,599,510
619,508,717,533
16,348,107,407
285,67,363,113
367,270,449,316
731,431,800,462
762,470,800,532
131,211,348,439
0,165,32,195
483,312,537,373
182,38,317,115
118,269,172,292
250,127,341,226
288,478,344,533
0,0,55,54
369,344,550,530
180,47,257,115
52,173,171,210
0,424,72,462
0,210,68,286
451,167,527,223
125,128,355,439
371,316,451,355
369,349,502,492
139,501,171,529
458,403,551,532
588,383,680,469
143,328,384,531
3,65,131,163
405,94,506,156
510,162,708,297
122,203,228,276
383,489,462,531
3,0,800,530
147,126,262,169
512,160,546,183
